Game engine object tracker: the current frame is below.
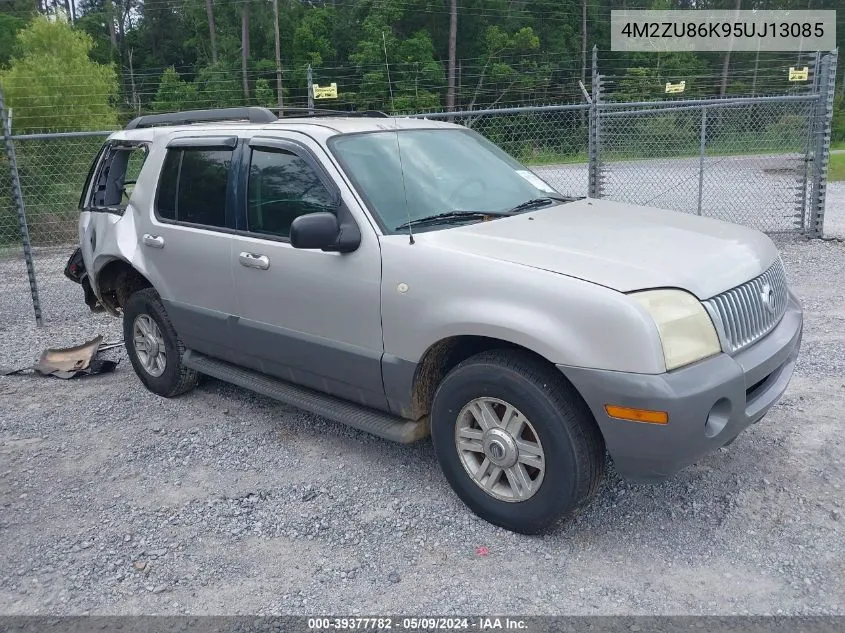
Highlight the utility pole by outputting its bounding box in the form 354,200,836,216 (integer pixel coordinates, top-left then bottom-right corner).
446,0,457,111
128,48,140,115
580,0,587,89
241,1,251,101
104,0,118,50
205,0,218,64
720,0,742,98
272,0,284,111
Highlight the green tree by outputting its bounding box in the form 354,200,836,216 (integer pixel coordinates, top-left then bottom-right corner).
253,78,275,108
194,62,244,108
349,0,445,111
0,15,118,132
151,66,199,112
0,14,27,68
466,26,544,111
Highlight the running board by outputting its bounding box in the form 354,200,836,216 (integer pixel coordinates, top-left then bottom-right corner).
183,351,429,444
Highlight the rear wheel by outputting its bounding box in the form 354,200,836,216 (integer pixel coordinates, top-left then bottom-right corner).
123,288,198,397
430,350,605,534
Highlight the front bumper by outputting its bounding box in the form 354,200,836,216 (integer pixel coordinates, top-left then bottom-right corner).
559,290,803,481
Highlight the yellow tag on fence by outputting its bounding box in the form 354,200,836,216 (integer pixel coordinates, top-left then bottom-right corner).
312,83,338,99
665,81,686,94
788,67,808,82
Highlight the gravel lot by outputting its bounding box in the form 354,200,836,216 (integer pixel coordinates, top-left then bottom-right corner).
0,188,843,616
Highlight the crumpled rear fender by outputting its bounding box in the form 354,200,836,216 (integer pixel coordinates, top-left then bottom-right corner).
80,205,156,307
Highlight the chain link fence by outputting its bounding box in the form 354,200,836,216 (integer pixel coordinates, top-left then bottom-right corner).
0,128,110,327
9,133,109,245
1,50,838,326
597,95,819,232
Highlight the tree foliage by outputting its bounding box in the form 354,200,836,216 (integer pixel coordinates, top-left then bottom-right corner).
0,0,842,123
1,15,118,131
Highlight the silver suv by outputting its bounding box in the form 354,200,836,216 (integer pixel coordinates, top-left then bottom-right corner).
67,107,803,534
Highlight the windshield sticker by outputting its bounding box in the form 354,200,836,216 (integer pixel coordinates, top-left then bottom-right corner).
516,170,557,193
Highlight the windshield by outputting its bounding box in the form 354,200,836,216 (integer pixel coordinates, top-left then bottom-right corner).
329,128,562,234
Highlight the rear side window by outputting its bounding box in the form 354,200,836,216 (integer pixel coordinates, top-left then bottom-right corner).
155,148,232,227
83,143,148,212
156,151,180,221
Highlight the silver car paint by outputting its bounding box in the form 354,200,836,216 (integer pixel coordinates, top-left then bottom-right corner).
225,130,387,406
378,234,667,374
83,118,778,380
420,198,779,300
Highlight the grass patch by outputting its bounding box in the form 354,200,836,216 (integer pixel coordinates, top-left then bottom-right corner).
524,150,588,166
829,152,845,181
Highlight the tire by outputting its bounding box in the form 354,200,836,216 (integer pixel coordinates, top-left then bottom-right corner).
123,287,199,398
430,349,605,534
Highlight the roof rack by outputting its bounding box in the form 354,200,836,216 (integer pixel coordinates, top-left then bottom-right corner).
275,108,390,119
125,107,278,130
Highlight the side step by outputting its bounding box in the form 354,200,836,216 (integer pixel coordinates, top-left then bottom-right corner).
183,351,429,444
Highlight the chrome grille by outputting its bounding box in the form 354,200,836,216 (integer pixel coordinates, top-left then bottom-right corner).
704,258,789,353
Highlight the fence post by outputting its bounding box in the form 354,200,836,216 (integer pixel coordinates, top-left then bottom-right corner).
588,45,602,198
306,64,314,114
810,51,821,94
808,50,837,237
0,88,43,327
697,106,707,216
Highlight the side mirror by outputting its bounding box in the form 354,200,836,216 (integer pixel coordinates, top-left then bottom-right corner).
290,212,340,250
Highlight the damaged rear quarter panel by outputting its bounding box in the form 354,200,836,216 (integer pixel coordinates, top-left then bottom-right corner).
82,141,168,307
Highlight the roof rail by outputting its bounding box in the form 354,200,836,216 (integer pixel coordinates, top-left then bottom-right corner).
125,107,278,130
275,108,390,119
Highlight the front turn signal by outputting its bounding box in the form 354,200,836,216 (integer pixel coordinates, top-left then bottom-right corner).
605,405,669,425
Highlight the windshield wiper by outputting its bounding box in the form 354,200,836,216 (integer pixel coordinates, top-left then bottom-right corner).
506,195,578,214
394,197,581,231
394,210,508,231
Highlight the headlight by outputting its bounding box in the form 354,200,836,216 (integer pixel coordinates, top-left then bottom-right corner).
630,289,721,371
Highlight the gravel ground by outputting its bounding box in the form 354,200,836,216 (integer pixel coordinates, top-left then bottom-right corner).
823,180,845,239
1,197,844,616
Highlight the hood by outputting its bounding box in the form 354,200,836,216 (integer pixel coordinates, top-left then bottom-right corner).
417,198,778,299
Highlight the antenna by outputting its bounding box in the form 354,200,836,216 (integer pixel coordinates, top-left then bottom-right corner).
382,31,394,110
393,114,414,245
382,30,413,244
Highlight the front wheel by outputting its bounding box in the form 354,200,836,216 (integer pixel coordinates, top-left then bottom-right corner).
123,288,198,398
430,350,605,534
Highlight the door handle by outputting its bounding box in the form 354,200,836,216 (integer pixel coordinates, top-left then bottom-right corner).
142,234,164,249
239,252,270,270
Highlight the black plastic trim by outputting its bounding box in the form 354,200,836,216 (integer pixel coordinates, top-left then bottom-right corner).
125,107,277,130
183,351,429,444
381,354,419,418
167,136,238,149
275,108,389,119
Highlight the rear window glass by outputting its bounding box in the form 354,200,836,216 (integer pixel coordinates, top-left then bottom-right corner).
156,148,232,227
156,150,180,221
